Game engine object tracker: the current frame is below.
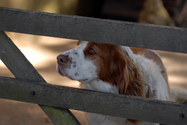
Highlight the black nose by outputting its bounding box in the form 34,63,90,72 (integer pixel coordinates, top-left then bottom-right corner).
57,54,69,65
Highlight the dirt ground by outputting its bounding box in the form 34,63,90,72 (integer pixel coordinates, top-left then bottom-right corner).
0,32,187,125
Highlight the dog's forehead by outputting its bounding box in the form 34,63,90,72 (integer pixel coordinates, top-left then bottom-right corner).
77,41,88,48
78,41,88,45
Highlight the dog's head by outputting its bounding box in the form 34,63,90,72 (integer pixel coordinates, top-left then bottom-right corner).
57,41,145,96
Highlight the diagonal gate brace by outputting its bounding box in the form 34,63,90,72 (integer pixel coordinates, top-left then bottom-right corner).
0,31,80,125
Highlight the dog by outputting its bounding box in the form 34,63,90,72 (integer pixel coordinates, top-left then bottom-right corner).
57,41,170,125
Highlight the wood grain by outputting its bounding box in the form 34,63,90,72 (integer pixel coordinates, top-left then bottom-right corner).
0,31,80,125
0,77,187,125
0,7,187,53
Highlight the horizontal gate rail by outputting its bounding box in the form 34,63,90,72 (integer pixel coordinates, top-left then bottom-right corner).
0,7,187,53
0,77,187,125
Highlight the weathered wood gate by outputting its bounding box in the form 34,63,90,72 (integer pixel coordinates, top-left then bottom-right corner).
0,7,187,125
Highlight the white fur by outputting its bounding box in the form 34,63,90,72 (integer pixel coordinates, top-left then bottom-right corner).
57,41,170,125
57,41,98,83
134,55,170,101
121,45,169,101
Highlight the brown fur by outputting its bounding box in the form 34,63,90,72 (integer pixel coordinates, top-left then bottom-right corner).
84,42,146,97
83,42,148,124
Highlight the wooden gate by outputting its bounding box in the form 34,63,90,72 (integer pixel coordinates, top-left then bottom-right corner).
0,7,187,125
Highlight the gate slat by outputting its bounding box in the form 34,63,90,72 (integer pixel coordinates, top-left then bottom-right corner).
0,7,187,53
0,31,80,125
0,77,187,125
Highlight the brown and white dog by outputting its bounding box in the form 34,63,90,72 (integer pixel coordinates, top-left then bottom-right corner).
57,41,170,125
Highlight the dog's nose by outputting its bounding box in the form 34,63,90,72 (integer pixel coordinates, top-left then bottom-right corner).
57,54,69,65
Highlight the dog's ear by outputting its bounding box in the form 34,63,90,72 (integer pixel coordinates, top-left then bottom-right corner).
110,47,145,97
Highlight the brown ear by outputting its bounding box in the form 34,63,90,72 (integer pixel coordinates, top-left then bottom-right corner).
110,52,145,97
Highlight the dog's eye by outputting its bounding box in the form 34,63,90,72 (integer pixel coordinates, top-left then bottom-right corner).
88,48,96,54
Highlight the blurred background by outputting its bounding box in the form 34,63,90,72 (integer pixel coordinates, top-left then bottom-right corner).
0,0,187,125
